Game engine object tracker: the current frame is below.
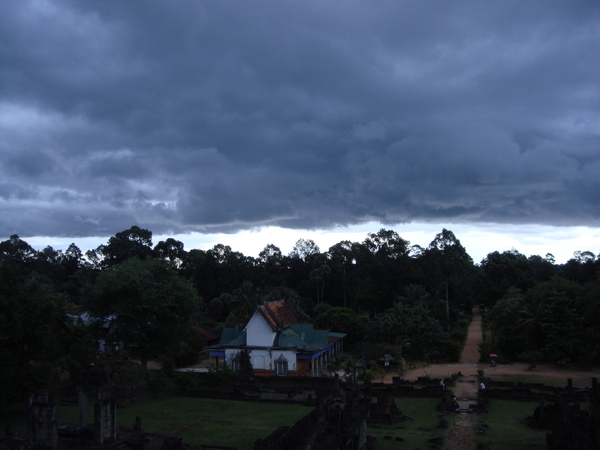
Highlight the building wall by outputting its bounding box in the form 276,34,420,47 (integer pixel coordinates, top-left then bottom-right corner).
245,311,277,347
296,359,311,376
224,348,297,374
250,348,297,372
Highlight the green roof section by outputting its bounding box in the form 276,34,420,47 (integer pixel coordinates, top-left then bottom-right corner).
276,324,335,351
219,327,246,346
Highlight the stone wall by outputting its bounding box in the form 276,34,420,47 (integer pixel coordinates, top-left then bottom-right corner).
254,391,374,450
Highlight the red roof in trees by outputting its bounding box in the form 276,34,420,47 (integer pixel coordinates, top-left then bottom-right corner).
257,299,308,332
192,324,221,343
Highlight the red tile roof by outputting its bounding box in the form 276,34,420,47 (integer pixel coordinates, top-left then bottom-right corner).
257,299,308,331
192,324,221,343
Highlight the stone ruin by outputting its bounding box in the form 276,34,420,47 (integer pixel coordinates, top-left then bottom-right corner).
0,368,203,450
437,390,459,413
0,368,118,450
526,378,599,450
368,391,408,424
253,390,375,450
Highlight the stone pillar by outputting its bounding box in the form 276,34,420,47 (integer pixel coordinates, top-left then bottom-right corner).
28,391,57,449
94,399,117,444
78,387,89,427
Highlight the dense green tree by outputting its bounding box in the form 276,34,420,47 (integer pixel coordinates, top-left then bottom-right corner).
480,250,534,305
542,292,584,362
102,226,154,267
258,244,287,287
326,241,355,308
207,294,230,321
227,280,261,323
154,238,186,268
0,234,37,269
488,288,528,358
350,229,416,314
289,239,320,262
207,244,256,294
560,250,597,284
314,307,364,345
310,263,331,304
86,258,200,368
424,229,474,320
398,284,430,306
285,239,323,310
527,254,557,283
364,229,410,259
366,302,448,361
516,290,546,351
181,249,215,299
261,286,304,307
0,270,82,404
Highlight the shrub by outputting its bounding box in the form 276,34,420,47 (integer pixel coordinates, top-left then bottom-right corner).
146,370,174,397
478,340,493,363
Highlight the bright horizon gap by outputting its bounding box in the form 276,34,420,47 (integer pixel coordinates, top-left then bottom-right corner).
13,221,600,265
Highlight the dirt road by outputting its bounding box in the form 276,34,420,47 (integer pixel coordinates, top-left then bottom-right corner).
383,311,595,388
379,309,596,450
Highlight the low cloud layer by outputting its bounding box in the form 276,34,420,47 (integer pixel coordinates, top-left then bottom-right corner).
1,1,599,238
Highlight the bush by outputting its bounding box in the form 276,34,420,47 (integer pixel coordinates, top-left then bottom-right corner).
314,307,365,345
109,360,147,401
517,350,542,364
478,340,493,363
312,302,331,317
444,340,463,363
146,370,174,397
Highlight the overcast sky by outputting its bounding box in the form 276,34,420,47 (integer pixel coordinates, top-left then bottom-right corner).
2,1,599,263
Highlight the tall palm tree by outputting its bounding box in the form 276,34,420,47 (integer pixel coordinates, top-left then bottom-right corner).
228,281,260,322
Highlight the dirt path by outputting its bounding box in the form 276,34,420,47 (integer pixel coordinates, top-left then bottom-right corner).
382,313,594,387
379,310,596,450
443,309,482,450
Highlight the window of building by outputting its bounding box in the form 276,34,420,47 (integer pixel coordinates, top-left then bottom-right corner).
231,353,242,372
275,354,288,376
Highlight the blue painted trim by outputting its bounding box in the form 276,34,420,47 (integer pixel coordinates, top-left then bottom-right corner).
296,343,334,359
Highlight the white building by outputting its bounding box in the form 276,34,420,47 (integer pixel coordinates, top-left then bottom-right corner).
209,299,346,376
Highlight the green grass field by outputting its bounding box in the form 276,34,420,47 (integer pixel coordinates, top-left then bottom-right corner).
1,385,583,449
366,397,445,449
473,400,547,450
2,397,312,449
2,395,445,449
72,397,312,448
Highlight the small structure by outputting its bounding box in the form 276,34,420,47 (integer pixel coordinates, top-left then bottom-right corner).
378,354,394,370
209,299,346,377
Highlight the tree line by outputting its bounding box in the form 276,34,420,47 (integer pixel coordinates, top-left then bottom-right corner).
1,226,599,405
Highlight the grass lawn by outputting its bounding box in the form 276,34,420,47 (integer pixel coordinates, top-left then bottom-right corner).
3,395,446,449
367,398,445,449
3,397,312,449
473,400,546,450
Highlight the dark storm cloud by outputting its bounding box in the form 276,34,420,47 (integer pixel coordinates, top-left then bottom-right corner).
1,0,599,238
